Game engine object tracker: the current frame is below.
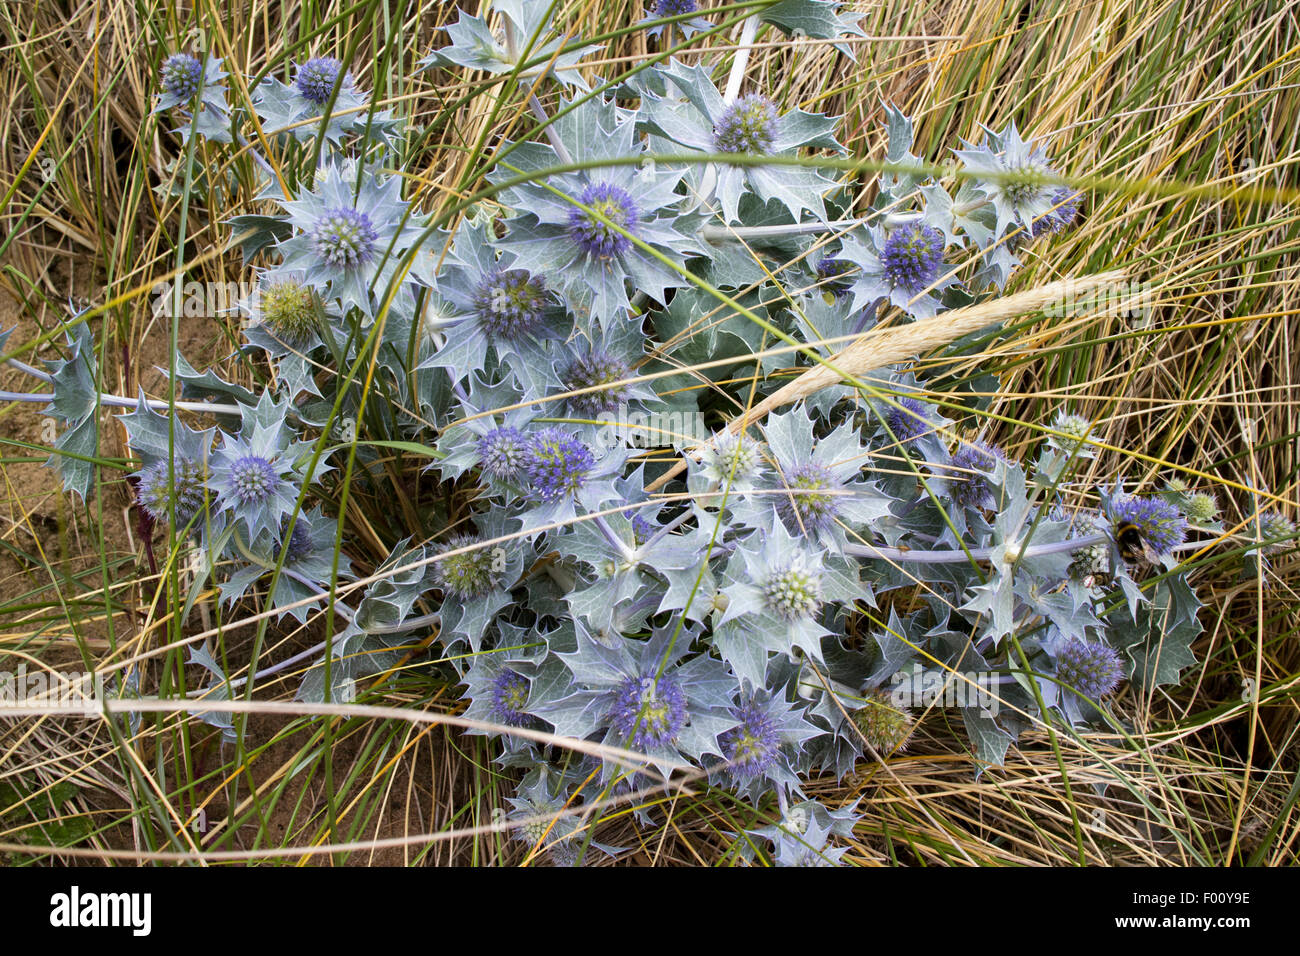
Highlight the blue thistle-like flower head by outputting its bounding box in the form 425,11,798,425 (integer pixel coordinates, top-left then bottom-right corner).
524,427,596,502
815,256,853,299
652,0,698,14
567,181,640,259
713,94,778,155
1183,492,1218,524
949,440,1010,508
563,350,632,416
489,669,532,727
228,455,280,505
432,534,502,600
470,267,548,340
699,432,766,490
207,420,301,540
627,509,656,545
255,276,319,346
310,207,379,267
1032,188,1082,237
761,552,824,620
881,222,945,293
282,517,314,564
161,53,204,101
1257,510,1296,554
1111,494,1187,557
777,461,841,534
609,673,687,750
1056,639,1125,699
154,51,229,140
278,161,415,318
719,698,781,779
294,57,345,105
137,458,208,526
477,426,529,482
886,396,932,442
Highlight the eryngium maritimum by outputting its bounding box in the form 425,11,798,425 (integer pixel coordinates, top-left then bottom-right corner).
295,57,345,105
471,267,548,340
881,222,945,294
1111,494,1186,557
477,427,529,482
719,698,781,779
1056,638,1124,700
432,534,501,600
777,461,841,534
310,207,379,267
713,94,778,155
563,350,632,416
489,669,532,727
609,674,687,750
567,182,640,259
524,428,595,502
137,458,207,526
161,53,204,101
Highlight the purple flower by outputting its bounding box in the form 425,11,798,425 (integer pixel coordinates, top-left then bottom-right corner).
477,427,528,481
626,509,655,544
1057,639,1124,699
283,518,313,563
881,222,945,293
719,698,781,779
310,207,379,267
524,428,595,502
777,461,841,535
567,181,640,259
489,670,532,727
1258,510,1297,555
563,350,631,416
471,267,548,340
1111,494,1186,557
295,57,345,105
1031,188,1083,237
816,256,853,298
949,440,1010,508
609,674,687,750
137,458,207,526
652,0,698,15
886,396,931,442
227,455,281,505
713,94,778,155
161,53,204,101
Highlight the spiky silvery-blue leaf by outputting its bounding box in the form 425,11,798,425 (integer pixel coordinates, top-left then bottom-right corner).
154,52,231,142
276,161,421,318
638,61,844,223
493,96,704,325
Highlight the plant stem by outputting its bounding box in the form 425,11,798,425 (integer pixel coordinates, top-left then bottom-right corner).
505,18,575,167
723,14,759,103
846,533,1219,565
2,357,243,416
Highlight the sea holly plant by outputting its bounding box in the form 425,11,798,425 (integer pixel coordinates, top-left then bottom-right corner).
2,5,1272,868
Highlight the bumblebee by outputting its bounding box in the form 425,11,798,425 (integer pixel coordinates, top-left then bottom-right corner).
1115,521,1161,565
